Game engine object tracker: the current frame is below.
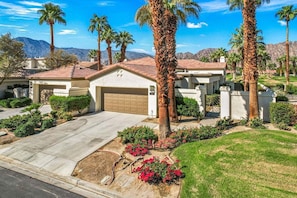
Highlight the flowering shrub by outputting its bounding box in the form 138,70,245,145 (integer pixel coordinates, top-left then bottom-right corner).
132,156,184,184
154,137,177,149
125,143,149,156
118,126,157,145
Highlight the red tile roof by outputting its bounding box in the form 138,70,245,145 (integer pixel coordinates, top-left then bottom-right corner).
28,65,97,80
177,59,226,70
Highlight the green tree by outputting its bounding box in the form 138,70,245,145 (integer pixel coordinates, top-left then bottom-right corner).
0,33,26,85
199,56,210,62
101,26,117,65
88,49,97,61
44,49,78,69
276,5,297,86
290,56,297,76
257,45,271,72
276,55,286,77
38,3,66,55
210,47,228,62
88,14,109,70
115,31,135,62
136,0,201,122
227,52,241,81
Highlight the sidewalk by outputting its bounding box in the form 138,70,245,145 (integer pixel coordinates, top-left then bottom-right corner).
0,104,52,119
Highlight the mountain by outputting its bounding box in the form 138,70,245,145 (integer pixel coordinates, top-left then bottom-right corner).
15,37,151,62
177,41,297,65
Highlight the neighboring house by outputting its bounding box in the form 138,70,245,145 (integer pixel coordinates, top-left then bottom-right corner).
28,65,97,104
27,56,226,117
176,59,226,94
25,57,47,70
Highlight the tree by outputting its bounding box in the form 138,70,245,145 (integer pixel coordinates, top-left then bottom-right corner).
257,45,271,73
276,55,286,76
101,26,117,65
44,49,78,69
88,14,109,70
290,56,297,76
88,49,97,61
210,47,228,62
115,31,135,62
114,52,121,63
136,0,201,122
38,3,66,55
227,52,241,81
0,33,26,85
147,0,170,139
199,56,210,62
276,5,297,86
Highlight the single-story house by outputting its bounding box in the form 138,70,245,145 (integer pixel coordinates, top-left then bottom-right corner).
27,56,226,117
28,65,97,104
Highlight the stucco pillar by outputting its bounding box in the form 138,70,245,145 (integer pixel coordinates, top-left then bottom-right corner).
220,86,231,119
195,85,206,117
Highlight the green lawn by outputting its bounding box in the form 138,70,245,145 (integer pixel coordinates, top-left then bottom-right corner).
173,130,297,198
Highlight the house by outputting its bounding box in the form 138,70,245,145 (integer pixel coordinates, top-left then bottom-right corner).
27,56,226,117
28,65,97,104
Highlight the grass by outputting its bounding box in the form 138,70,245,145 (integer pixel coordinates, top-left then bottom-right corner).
173,130,297,198
258,75,297,88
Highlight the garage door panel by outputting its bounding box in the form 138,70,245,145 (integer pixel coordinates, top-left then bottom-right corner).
102,88,148,115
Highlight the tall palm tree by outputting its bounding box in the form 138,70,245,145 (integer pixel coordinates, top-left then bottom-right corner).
136,0,201,122
101,26,117,65
88,14,109,70
38,3,66,55
147,0,170,139
115,31,135,62
227,52,241,81
276,5,297,86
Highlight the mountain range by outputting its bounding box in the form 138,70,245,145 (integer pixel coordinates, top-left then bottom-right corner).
15,37,297,65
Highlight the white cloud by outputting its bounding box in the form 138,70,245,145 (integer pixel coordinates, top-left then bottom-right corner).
58,29,77,35
199,0,229,13
120,22,137,28
0,23,23,28
277,20,286,26
97,1,115,7
186,22,208,29
0,1,39,19
18,1,42,7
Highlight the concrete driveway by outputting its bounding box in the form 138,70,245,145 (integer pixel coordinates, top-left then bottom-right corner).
0,111,146,176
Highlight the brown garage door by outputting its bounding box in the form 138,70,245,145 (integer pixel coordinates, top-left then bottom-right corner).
102,87,148,115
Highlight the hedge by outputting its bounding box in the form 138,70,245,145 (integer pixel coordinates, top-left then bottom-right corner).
270,102,296,126
49,95,91,113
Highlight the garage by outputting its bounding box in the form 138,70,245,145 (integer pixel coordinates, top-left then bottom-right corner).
101,87,148,115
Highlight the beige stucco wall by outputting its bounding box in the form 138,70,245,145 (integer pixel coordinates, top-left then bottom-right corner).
89,68,157,117
0,79,29,98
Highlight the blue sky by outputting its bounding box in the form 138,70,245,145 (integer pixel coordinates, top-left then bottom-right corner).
0,0,297,55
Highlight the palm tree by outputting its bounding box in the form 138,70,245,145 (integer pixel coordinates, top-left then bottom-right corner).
276,5,297,86
38,3,66,55
136,0,201,122
211,47,228,62
277,55,286,76
88,49,97,61
101,26,117,65
227,52,241,81
88,14,109,70
257,45,271,73
147,0,170,139
115,31,135,62
200,56,210,62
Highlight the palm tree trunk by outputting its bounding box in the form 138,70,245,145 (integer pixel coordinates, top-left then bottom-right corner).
50,23,54,54
279,61,283,76
286,21,290,85
232,62,237,81
165,10,178,122
97,34,102,70
244,0,259,119
149,0,171,139
107,43,112,65
120,45,126,62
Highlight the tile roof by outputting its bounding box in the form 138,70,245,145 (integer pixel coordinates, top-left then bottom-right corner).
177,59,226,70
79,61,98,68
86,57,157,81
28,65,97,80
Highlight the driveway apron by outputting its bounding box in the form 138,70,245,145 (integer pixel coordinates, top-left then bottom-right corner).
0,111,146,176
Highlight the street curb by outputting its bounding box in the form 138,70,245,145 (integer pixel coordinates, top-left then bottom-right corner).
0,155,123,198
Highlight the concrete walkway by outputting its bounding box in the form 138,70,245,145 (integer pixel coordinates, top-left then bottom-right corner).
0,105,52,119
0,111,146,176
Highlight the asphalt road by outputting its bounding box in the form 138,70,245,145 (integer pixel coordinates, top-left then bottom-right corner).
0,166,85,198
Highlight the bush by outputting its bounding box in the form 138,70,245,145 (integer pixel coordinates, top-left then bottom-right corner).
49,95,91,113
0,114,30,130
270,102,296,126
276,122,290,131
14,121,35,137
176,97,201,118
286,84,297,94
118,126,157,145
215,117,233,131
41,118,55,130
125,144,149,156
249,118,266,129
276,95,288,102
0,97,32,108
28,111,42,127
4,91,14,99
275,83,285,91
0,98,14,108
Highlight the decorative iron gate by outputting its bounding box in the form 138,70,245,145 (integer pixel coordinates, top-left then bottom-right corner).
205,94,220,117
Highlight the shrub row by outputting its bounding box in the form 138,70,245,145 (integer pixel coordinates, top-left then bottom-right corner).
0,97,32,108
49,95,91,113
176,97,201,118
